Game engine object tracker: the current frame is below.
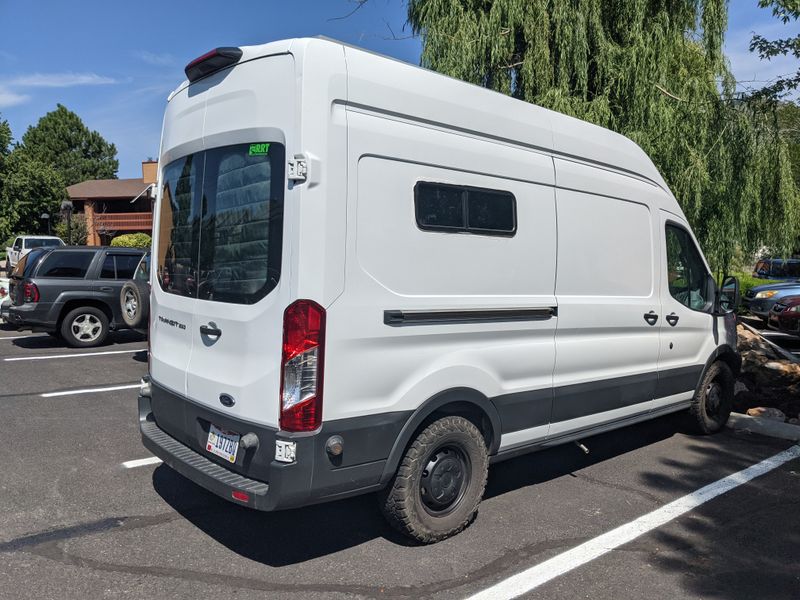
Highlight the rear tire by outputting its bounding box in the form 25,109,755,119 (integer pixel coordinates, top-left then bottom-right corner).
379,416,488,543
688,361,734,434
60,306,109,348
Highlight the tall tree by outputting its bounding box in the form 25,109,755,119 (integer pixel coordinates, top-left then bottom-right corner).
18,104,118,187
0,151,66,241
749,0,800,101
407,0,800,272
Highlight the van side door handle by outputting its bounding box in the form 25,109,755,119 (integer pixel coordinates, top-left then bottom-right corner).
643,311,659,326
200,324,222,338
666,313,679,326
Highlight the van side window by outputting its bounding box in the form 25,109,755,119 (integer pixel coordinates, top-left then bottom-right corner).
415,182,516,236
666,225,710,311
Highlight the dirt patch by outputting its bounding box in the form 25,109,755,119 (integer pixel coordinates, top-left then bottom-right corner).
735,324,800,421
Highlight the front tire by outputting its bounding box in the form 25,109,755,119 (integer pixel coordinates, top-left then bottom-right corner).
688,361,734,434
379,416,488,543
60,306,109,348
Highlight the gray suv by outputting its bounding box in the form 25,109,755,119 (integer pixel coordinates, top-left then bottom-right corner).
7,246,146,347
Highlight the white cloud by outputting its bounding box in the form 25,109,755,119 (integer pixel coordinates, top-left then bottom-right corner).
134,51,175,67
0,87,30,109
8,72,119,88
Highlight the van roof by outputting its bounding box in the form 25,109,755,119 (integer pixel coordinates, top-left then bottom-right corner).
173,37,672,197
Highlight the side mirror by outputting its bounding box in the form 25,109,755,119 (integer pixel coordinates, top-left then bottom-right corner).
718,275,739,313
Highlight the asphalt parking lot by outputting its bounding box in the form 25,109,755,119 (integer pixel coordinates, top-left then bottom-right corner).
0,324,798,600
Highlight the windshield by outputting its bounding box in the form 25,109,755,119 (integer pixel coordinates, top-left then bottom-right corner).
156,142,285,305
134,253,150,282
25,238,63,249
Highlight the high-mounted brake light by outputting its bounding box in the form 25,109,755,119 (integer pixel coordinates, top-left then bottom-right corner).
23,282,39,303
184,47,243,83
279,300,326,432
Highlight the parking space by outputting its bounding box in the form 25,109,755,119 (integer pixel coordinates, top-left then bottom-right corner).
0,330,798,599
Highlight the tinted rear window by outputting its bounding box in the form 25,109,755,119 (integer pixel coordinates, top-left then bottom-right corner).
100,254,142,279
156,142,285,304
38,251,94,278
25,238,63,249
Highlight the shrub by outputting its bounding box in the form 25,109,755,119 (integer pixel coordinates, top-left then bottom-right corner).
54,214,87,245
111,233,151,249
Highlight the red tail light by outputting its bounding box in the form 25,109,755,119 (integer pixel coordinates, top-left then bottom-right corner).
184,47,243,83
23,282,39,303
279,300,326,432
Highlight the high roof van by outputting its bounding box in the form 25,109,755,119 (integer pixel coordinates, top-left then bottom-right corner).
138,38,741,543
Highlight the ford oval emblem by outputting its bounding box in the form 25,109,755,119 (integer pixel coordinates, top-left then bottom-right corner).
219,394,235,408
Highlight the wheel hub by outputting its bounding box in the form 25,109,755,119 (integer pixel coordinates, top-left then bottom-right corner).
420,446,468,513
706,381,722,416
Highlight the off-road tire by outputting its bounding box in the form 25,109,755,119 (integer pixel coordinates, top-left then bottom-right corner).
379,416,488,544
688,361,734,434
60,306,109,348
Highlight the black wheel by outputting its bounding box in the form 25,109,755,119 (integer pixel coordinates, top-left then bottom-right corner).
120,281,148,329
60,306,109,348
379,416,488,543
688,361,734,434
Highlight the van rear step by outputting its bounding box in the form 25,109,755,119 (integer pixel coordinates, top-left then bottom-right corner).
140,420,270,509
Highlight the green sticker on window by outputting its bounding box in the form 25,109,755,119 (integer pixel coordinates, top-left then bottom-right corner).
249,143,270,156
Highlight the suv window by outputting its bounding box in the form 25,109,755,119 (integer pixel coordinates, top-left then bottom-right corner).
37,251,95,278
12,238,21,250
157,142,285,304
666,225,710,311
415,182,516,236
100,254,141,279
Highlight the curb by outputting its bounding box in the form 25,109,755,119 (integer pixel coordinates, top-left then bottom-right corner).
728,412,800,442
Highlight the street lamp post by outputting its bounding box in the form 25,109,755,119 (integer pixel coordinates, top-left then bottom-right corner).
60,200,73,245
40,213,50,235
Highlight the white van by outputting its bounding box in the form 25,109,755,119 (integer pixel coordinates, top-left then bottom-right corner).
139,38,741,543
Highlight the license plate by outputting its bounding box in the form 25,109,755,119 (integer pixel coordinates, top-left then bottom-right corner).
206,424,240,463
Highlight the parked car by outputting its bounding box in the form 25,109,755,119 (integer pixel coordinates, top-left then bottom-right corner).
119,252,150,331
5,235,64,271
752,257,800,280
6,246,145,347
768,295,800,334
742,280,800,321
0,276,10,322
138,38,740,544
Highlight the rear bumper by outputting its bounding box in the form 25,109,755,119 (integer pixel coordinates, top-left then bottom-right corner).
138,380,410,512
6,304,55,331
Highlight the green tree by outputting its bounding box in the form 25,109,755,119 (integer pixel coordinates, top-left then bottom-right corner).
749,0,800,101
18,104,118,187
407,0,800,272
0,151,66,241
53,213,88,246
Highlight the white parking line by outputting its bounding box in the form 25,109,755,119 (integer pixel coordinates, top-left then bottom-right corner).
0,335,42,341
4,349,142,362
466,445,800,600
40,383,141,398
122,457,162,469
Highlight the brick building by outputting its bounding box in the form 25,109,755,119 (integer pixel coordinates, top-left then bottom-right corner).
67,160,156,246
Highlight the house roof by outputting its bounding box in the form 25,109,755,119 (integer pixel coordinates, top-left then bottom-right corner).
67,178,151,200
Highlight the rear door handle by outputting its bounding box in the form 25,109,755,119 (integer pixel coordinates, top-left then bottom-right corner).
666,313,680,326
200,324,222,338
643,311,659,326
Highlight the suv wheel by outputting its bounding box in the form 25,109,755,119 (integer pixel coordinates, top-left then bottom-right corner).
689,361,734,434
61,307,109,348
379,416,489,543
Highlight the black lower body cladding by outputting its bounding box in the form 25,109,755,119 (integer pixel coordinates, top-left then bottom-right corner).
139,380,411,511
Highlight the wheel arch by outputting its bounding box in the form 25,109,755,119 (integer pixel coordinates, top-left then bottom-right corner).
378,387,502,486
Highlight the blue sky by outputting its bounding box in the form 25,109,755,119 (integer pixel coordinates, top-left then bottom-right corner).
0,1,797,179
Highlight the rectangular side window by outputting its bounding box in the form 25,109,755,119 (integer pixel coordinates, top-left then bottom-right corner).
38,251,94,278
414,182,516,236
665,225,711,311
100,255,116,279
